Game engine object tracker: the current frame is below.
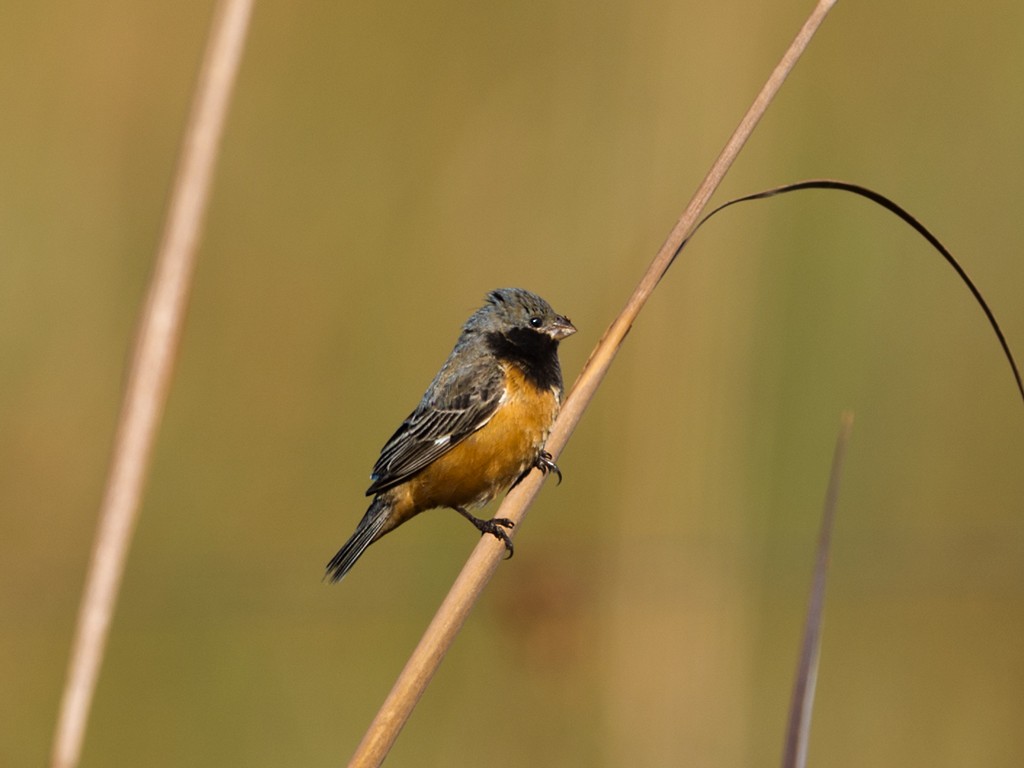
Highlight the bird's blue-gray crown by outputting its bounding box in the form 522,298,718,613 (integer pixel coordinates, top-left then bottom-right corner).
461,287,575,342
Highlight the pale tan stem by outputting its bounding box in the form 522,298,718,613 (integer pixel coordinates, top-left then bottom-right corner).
49,2,254,766
346,2,840,766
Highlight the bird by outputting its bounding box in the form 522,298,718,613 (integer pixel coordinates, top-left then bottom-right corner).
325,288,576,583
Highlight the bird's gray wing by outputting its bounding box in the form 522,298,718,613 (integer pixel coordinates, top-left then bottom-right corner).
366,358,504,495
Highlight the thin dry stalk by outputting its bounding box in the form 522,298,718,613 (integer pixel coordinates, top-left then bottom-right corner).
346,1,840,766
49,2,254,767
781,412,853,768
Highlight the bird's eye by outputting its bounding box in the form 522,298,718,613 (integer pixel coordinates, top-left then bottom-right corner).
529,316,543,328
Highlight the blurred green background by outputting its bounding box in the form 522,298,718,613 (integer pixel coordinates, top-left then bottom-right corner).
3,1,1023,765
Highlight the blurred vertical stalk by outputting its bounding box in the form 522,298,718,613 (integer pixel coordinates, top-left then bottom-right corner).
782,412,854,768
49,2,254,767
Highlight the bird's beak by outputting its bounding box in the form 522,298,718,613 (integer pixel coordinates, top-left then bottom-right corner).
547,315,577,341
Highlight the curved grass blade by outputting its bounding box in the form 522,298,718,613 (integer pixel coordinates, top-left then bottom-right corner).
669,180,1024,405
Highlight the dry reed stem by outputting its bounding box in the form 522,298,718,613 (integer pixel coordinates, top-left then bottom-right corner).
49,2,254,766
347,2,840,766
781,411,853,768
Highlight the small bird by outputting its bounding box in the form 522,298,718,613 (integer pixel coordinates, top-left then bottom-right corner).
325,288,576,583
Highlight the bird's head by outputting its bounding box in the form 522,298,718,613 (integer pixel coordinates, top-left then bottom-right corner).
468,287,576,345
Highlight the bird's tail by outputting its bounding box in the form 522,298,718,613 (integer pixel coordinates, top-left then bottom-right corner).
325,496,391,583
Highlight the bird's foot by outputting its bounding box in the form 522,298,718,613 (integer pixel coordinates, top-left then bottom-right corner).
511,450,563,489
535,451,562,485
455,508,515,559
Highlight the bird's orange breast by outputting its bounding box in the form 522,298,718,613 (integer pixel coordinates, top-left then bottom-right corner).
386,363,560,526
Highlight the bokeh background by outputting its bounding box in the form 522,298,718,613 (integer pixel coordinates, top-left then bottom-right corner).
3,1,1023,766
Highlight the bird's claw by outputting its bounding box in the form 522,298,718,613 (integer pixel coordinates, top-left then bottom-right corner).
511,450,563,489
456,507,515,559
478,517,515,559
535,451,562,485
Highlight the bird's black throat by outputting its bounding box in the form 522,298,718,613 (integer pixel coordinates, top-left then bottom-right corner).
485,328,563,392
